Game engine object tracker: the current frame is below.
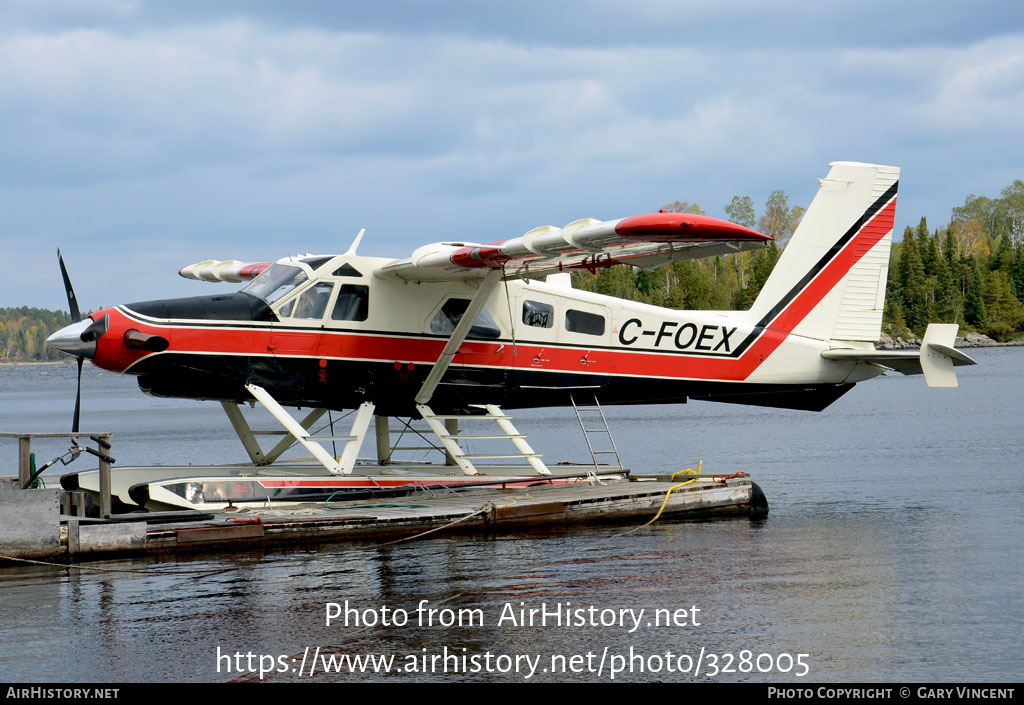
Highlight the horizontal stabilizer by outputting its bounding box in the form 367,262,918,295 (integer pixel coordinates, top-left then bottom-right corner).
821,324,977,387
920,323,970,387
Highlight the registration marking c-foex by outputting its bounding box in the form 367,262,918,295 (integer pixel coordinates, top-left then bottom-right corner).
618,319,737,353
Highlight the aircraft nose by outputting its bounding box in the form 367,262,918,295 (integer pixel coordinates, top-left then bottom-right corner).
46,314,109,359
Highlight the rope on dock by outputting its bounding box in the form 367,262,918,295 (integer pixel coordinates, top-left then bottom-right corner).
0,553,231,577
375,503,494,547
373,491,544,547
612,464,703,538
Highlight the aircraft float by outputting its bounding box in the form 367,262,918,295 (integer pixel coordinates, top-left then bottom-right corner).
47,161,976,510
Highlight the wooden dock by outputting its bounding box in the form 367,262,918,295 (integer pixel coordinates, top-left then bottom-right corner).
1,474,765,562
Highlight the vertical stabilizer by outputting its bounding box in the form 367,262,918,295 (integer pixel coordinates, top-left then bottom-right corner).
747,162,899,343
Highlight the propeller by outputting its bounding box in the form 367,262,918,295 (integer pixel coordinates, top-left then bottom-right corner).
55,249,93,442
33,252,117,488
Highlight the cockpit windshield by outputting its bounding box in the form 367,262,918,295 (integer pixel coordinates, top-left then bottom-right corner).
241,264,308,305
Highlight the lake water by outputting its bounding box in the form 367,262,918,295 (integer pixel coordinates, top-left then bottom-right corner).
0,349,1021,683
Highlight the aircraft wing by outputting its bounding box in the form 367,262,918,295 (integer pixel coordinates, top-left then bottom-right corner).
178,259,273,282
376,212,772,282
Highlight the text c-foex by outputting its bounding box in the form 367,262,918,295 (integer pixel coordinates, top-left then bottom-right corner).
617,318,737,353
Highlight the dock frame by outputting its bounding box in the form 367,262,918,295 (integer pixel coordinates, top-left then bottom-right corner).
0,432,114,518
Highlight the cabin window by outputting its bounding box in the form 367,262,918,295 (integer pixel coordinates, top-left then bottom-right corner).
565,309,605,336
242,264,308,305
430,298,501,339
331,284,369,322
522,300,553,328
289,282,334,320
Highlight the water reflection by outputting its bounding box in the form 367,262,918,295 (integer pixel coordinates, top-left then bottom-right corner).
0,350,1021,681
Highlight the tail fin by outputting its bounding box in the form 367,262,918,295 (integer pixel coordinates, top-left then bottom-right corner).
747,161,899,343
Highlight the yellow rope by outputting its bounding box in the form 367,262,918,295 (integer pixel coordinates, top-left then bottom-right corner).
615,461,703,537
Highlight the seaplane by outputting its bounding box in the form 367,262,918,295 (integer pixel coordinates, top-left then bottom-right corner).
47,161,976,512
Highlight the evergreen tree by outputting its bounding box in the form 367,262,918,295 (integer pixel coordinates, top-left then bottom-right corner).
930,238,958,322
735,242,780,309
1012,244,1024,301
899,227,928,330
982,270,1024,340
990,235,1014,275
964,260,987,327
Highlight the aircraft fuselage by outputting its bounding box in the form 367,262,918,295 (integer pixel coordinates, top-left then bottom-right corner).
79,256,870,416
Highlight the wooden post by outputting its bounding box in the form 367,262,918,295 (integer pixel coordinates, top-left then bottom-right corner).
97,434,112,519
18,436,31,487
375,416,390,465
67,519,80,555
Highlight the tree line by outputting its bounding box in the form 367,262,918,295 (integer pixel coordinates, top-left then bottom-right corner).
575,180,1024,341
0,307,72,361
887,181,1024,340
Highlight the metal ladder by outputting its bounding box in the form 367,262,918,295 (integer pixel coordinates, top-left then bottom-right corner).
417,403,551,476
571,394,623,471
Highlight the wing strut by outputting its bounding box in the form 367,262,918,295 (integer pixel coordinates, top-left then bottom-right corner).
415,268,503,405
408,268,550,476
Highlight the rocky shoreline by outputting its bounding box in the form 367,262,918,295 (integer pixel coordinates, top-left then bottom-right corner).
877,331,1024,350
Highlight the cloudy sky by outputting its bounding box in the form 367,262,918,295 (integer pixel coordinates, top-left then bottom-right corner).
2,1,1022,310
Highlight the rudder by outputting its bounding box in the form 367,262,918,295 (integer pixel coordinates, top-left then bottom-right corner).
746,161,899,343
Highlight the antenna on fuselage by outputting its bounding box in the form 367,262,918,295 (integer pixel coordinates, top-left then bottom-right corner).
344,228,366,256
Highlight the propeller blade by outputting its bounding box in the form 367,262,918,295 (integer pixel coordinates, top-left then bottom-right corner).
72,357,83,436
57,249,81,323
58,249,85,443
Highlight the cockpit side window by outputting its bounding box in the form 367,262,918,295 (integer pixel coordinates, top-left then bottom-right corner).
331,284,369,322
241,264,308,305
287,282,334,320
430,298,501,339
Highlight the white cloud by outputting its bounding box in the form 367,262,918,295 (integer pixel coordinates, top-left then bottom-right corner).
0,12,1022,308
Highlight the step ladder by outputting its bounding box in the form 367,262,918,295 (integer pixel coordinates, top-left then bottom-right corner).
416,403,551,476
571,395,623,471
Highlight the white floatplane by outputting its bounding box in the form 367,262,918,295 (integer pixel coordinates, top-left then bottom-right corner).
49,161,975,511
